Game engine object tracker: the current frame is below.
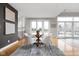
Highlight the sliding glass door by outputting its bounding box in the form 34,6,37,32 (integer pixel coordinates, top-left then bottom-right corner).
57,17,79,55
43,21,49,36
58,22,65,37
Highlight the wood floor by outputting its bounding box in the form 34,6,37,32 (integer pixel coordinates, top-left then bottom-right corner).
0,36,79,56
58,39,79,56
51,36,79,56
0,37,29,56
64,48,79,56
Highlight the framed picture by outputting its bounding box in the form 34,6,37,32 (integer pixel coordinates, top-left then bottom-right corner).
5,22,15,34
5,7,15,22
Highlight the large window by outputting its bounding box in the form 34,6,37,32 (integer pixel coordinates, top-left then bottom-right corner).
31,20,49,36
57,17,79,38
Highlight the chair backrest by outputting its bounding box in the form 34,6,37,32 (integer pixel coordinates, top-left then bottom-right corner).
42,36,52,46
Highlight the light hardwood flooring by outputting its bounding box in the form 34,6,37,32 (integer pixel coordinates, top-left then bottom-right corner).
0,36,79,56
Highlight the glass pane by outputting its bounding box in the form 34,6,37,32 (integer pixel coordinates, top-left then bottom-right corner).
65,17,72,21
58,22,64,31
44,21,49,36
65,23,72,37
37,21,42,34
74,23,79,31
74,31,79,37
37,21,42,30
58,17,66,21
31,21,36,29
58,17,72,21
58,22,64,37
74,23,79,37
31,21,36,35
74,17,79,21
44,21,49,30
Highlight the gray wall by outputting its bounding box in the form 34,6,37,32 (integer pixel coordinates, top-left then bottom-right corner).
49,18,57,36
0,3,18,48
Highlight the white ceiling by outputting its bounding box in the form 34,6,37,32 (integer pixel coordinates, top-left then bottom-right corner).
10,3,79,18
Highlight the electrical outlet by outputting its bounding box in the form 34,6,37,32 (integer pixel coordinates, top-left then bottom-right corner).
8,40,10,43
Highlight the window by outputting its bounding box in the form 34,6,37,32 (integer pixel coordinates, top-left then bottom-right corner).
65,22,72,37
58,17,79,55
57,17,79,38
31,21,36,35
58,22,64,37
31,20,49,36
74,17,79,21
37,21,42,34
44,21,49,35
58,17,72,21
58,17,66,21
74,23,79,37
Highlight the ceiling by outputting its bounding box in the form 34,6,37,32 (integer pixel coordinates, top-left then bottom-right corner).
10,3,79,18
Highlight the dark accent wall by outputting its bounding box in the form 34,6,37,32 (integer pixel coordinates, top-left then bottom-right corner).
0,3,18,48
